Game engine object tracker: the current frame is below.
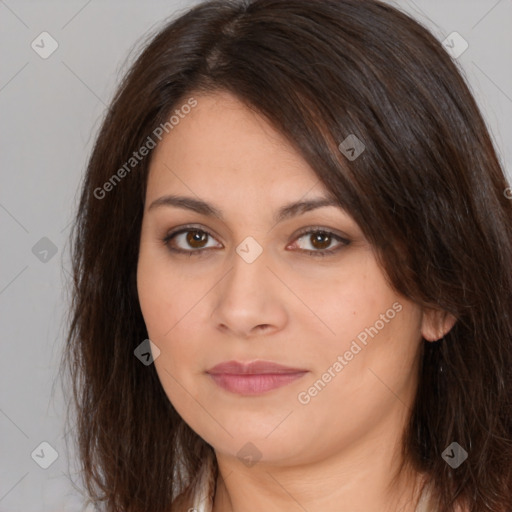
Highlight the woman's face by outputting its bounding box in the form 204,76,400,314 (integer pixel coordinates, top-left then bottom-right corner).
137,90,444,466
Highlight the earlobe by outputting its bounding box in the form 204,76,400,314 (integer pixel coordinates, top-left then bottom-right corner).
420,308,457,342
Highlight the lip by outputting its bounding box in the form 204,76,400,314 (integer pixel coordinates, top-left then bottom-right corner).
207,360,307,375
206,360,308,395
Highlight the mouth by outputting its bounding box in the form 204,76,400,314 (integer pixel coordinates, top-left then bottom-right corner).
205,360,308,395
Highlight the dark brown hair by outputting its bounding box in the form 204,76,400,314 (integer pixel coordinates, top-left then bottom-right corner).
61,0,512,511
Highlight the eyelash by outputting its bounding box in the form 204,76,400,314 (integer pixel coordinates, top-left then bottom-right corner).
161,225,351,258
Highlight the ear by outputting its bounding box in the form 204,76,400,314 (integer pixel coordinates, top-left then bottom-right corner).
420,308,457,342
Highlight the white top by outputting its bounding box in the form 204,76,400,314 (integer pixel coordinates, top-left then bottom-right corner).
191,451,216,512
190,454,434,512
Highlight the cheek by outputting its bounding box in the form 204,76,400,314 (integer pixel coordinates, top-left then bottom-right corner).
313,297,422,410
137,249,207,341
291,252,398,353
136,250,210,391
137,263,205,413
296,257,423,394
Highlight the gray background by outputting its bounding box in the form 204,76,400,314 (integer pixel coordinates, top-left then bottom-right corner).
1,0,511,510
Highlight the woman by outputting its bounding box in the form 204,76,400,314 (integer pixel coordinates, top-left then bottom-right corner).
62,0,512,511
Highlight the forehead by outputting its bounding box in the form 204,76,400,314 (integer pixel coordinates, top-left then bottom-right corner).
146,90,322,198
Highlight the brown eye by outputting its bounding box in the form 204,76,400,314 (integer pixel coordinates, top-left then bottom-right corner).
163,227,222,254
291,228,350,257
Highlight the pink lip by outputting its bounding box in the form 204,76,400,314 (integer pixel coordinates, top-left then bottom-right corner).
206,360,308,395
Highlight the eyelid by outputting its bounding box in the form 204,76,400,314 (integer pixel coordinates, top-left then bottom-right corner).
291,225,351,245
162,223,224,250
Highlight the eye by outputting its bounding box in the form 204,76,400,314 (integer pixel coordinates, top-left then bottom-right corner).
162,225,350,257
162,226,222,255
289,228,350,257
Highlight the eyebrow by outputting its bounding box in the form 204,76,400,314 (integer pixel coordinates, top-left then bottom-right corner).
147,194,343,224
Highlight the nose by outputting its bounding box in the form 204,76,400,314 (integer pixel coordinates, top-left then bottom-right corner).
210,245,288,340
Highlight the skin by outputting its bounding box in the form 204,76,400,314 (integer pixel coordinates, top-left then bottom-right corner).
136,90,456,512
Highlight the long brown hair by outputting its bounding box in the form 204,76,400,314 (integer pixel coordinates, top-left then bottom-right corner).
61,1,512,511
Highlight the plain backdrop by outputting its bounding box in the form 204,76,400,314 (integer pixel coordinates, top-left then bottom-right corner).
1,0,511,510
